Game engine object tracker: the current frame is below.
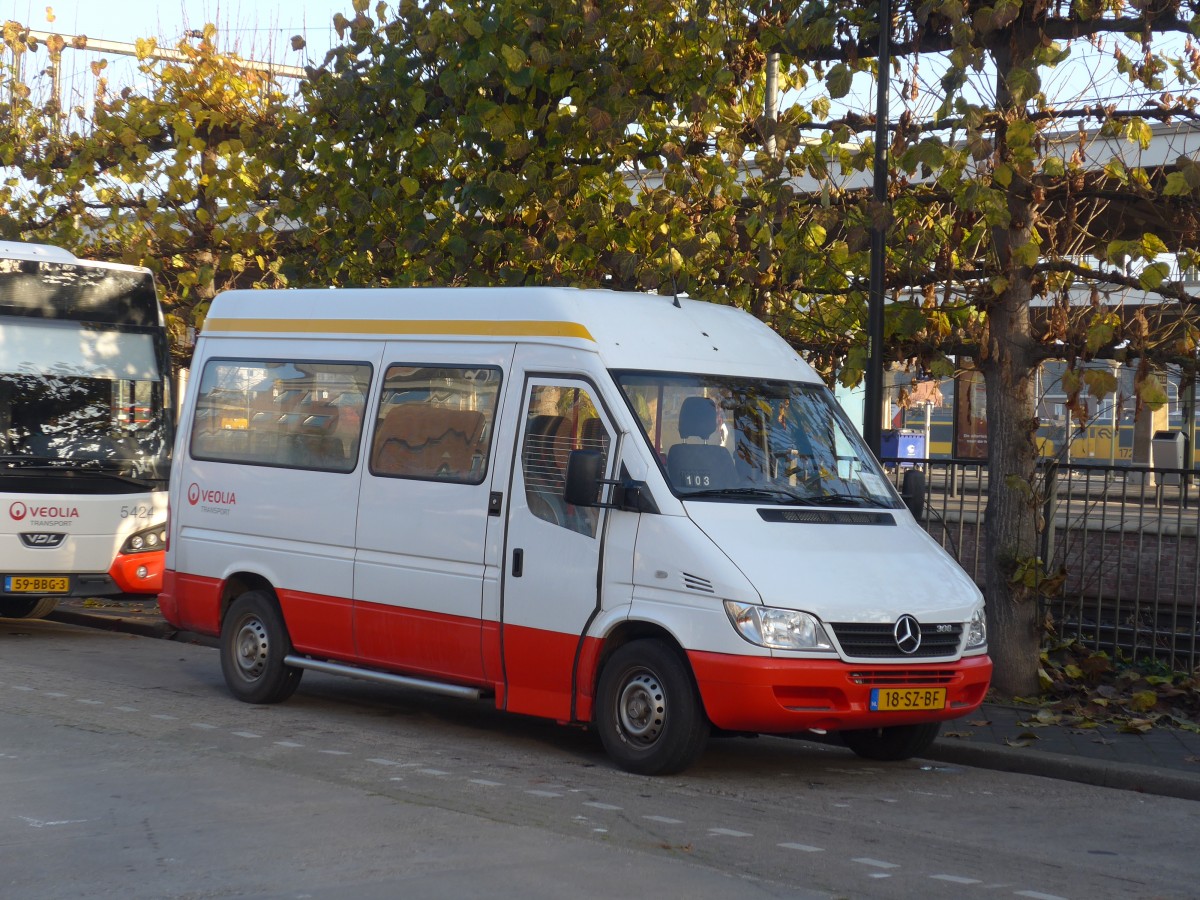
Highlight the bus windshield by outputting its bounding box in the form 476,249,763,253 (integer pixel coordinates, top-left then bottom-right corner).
615,371,901,509
0,307,171,484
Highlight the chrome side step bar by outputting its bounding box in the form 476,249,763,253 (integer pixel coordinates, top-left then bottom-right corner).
283,654,484,700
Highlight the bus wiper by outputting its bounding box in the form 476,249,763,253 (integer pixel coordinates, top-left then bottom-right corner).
0,456,159,488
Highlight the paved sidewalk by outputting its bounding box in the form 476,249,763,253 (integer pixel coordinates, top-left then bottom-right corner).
39,596,1200,802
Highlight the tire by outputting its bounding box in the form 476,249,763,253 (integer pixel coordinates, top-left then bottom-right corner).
840,721,942,761
219,590,303,704
594,639,710,775
0,597,59,619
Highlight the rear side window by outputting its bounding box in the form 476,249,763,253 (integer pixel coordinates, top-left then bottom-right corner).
191,359,372,473
369,364,501,484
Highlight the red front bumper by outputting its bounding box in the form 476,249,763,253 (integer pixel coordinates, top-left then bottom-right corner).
107,550,165,595
688,650,992,734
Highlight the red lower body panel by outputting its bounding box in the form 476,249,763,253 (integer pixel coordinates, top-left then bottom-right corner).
162,568,992,738
688,651,992,733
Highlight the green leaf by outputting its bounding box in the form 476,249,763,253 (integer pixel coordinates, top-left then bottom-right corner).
826,63,853,100
1138,261,1170,290
1082,369,1118,399
1164,171,1191,196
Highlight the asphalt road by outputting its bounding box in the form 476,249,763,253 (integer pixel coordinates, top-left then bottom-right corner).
3,617,1198,899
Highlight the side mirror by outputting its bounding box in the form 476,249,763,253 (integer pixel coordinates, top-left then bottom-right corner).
901,468,926,521
564,449,604,507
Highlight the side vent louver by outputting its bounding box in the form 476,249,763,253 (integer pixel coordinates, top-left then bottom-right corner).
682,573,715,593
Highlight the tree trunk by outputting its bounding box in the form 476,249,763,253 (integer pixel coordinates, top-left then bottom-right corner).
980,17,1044,699
979,293,1042,698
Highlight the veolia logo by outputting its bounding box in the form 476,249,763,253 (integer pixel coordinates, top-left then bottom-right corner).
9,501,78,520
188,482,236,506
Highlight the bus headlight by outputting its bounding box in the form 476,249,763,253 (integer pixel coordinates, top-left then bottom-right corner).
965,605,987,650
723,601,835,651
122,524,168,554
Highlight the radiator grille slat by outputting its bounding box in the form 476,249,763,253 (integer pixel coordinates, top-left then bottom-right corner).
830,622,962,659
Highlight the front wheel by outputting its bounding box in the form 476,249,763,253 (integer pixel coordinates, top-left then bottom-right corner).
594,639,710,775
840,721,941,761
0,597,59,619
219,591,303,704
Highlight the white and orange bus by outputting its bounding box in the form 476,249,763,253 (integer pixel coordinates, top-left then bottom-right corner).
1,242,172,619
163,287,990,774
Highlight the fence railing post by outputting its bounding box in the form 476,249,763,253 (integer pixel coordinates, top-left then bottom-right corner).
1041,460,1059,569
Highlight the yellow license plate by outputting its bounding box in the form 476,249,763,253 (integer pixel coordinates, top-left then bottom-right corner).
5,576,70,594
870,687,946,712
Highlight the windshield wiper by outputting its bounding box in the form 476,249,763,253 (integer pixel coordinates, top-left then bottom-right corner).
679,487,808,503
787,493,892,509
0,456,161,488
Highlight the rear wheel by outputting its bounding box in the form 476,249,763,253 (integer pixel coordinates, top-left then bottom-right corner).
594,639,710,775
840,721,942,761
219,591,303,704
0,597,59,619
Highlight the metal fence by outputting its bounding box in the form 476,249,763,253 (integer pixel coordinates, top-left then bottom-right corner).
883,458,1200,672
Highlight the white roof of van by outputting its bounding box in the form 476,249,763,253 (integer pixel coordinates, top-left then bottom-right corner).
204,287,818,381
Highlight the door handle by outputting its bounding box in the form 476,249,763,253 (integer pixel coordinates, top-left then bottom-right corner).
511,548,523,578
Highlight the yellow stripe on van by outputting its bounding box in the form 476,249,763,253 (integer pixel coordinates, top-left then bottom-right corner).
203,318,594,341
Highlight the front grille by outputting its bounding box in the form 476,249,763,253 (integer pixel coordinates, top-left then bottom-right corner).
830,622,962,659
849,669,958,686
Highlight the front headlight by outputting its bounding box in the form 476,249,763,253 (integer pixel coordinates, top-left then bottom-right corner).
122,523,168,554
965,605,987,650
723,601,835,651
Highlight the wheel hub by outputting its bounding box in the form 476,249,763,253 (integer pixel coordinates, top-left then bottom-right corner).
233,617,269,679
617,671,665,745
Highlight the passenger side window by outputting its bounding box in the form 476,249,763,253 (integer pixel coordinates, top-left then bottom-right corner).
369,364,501,484
521,384,610,537
191,359,371,473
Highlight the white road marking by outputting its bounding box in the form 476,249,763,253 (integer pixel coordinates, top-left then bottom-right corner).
708,828,752,838
231,731,261,739
115,706,138,712
583,802,622,811
469,779,503,787
44,692,67,698
76,699,102,705
643,815,683,825
12,686,33,691
151,714,177,720
367,758,402,766
1016,892,1069,900
853,858,900,869
418,768,449,776
18,817,88,828
274,741,303,747
932,875,982,885
191,723,217,730
526,790,562,798
318,750,350,756
779,843,824,852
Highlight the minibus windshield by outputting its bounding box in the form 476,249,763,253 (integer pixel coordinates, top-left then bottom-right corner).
615,371,901,508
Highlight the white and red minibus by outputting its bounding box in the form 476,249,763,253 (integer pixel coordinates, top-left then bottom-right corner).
163,287,990,774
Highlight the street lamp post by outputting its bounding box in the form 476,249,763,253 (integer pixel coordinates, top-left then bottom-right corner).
863,0,892,458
